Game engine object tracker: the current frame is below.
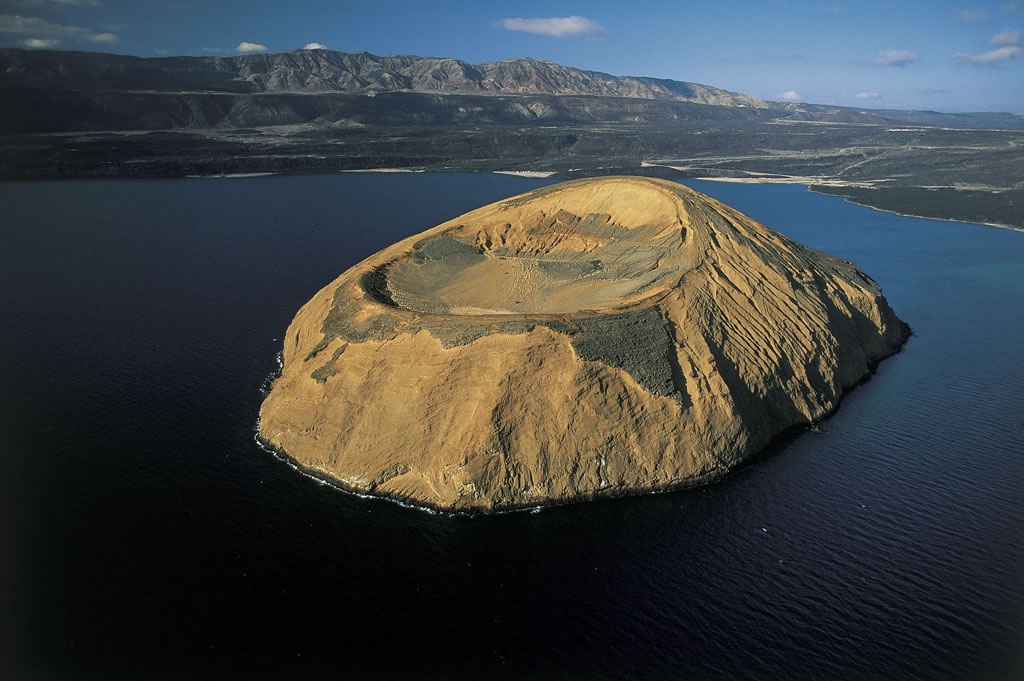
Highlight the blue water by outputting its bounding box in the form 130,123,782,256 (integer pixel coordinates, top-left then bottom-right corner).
2,173,1022,681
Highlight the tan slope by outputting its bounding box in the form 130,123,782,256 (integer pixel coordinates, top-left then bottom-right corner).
258,176,909,512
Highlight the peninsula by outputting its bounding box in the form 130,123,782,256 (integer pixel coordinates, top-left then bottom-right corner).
258,177,909,512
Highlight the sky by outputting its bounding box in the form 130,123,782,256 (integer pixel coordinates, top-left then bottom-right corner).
1,0,1022,113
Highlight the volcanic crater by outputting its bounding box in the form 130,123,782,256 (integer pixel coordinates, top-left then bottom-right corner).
258,176,909,512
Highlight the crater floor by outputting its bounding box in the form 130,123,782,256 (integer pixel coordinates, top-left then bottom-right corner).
385,177,700,316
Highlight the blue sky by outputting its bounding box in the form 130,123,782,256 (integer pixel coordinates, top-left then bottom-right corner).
1,0,1022,113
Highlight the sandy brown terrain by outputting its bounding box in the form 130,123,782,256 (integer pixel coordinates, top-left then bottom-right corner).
258,177,909,512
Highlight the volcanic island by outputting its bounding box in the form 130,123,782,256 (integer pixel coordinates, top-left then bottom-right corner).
258,176,909,513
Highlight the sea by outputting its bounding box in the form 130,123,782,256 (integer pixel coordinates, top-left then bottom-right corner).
3,172,1022,681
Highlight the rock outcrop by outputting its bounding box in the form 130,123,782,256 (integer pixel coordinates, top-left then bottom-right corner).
258,177,909,512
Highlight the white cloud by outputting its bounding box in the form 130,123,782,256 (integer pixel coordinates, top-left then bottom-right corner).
778,90,801,101
303,42,328,50
0,14,73,36
0,14,118,45
1004,2,1021,13
236,41,267,53
856,91,882,99
23,37,59,47
872,49,918,67
992,29,1022,45
954,45,1023,63
501,15,604,38
84,31,117,44
9,0,101,7
957,9,989,22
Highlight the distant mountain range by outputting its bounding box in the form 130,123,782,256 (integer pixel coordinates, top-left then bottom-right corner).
3,48,1022,229
0,48,768,105
1,48,1021,133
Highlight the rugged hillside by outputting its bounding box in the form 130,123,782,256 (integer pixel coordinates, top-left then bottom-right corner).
258,177,910,513
0,48,766,106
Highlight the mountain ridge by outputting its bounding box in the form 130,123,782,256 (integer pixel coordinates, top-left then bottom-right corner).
3,47,1020,131
0,47,769,108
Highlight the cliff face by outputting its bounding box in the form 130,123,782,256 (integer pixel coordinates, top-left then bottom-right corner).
258,177,909,512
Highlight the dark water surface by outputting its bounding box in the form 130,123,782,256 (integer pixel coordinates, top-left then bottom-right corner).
3,173,1022,681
